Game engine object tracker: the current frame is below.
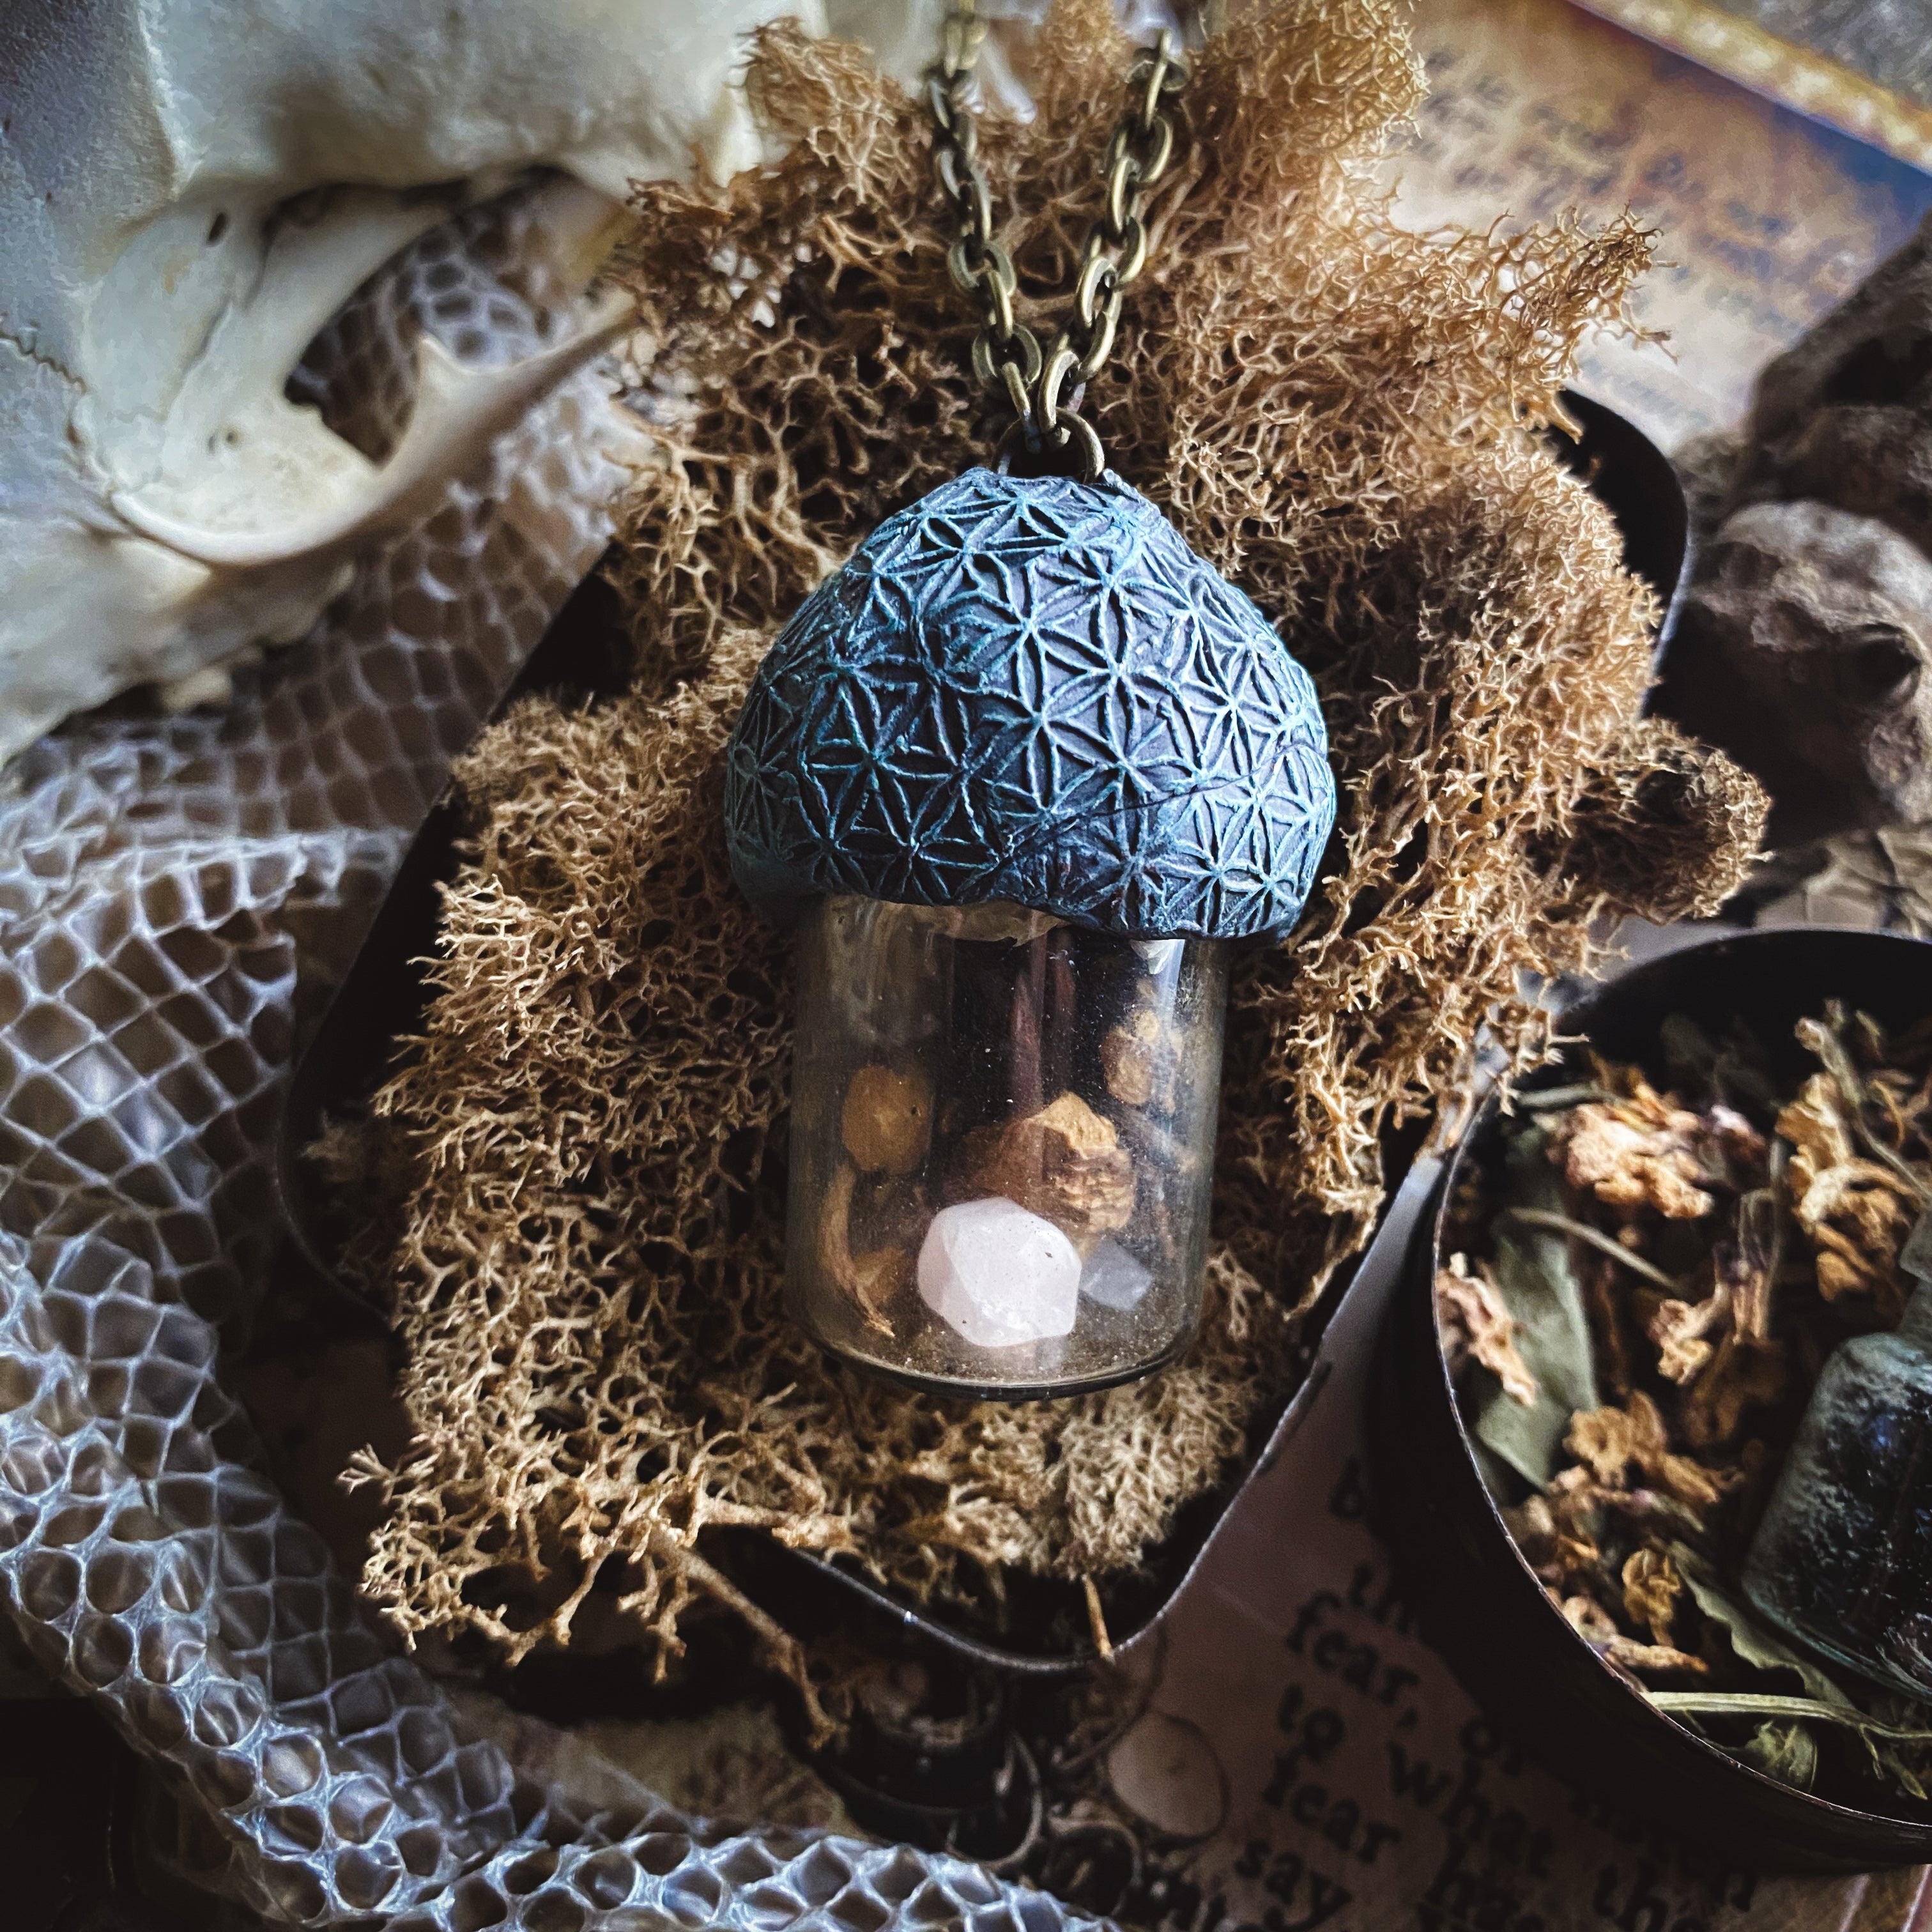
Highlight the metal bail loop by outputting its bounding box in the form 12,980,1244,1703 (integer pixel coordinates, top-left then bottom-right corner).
995,410,1105,484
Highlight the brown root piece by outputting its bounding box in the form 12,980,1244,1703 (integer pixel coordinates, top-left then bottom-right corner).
344,0,1766,1678
954,1091,1136,1243
1102,1009,1165,1108
819,1160,904,1337
842,1064,933,1176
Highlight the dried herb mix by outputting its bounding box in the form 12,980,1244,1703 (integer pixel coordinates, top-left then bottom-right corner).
328,0,1766,1691
1440,1004,1932,1804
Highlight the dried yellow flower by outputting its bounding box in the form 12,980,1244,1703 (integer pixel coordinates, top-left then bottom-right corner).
1549,1083,1715,1220
1647,1284,1729,1384
1565,1392,1727,1513
1435,1252,1537,1406
1621,1545,1682,1644
1778,1070,1917,1315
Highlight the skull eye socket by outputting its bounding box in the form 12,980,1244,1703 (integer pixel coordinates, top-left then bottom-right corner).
1833,625,1922,705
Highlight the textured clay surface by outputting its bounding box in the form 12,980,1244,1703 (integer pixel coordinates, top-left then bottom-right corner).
724,466,1335,937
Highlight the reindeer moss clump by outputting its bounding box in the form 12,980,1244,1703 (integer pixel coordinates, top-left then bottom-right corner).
341,0,1766,1696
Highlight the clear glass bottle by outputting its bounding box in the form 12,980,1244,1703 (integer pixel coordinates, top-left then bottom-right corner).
786,895,1229,1399
1743,1278,1932,1698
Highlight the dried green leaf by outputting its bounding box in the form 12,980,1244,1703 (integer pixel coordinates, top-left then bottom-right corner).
1876,1742,1930,1802
1474,1123,1599,1487
1667,1543,1855,1708
1738,1719,1818,1791
1648,1690,1932,1742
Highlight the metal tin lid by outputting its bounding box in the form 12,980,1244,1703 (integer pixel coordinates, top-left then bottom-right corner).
724,466,1336,938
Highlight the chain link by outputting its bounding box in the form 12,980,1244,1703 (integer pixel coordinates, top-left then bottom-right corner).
926,3,1188,481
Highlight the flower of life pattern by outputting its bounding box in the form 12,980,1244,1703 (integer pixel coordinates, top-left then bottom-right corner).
724,467,1336,939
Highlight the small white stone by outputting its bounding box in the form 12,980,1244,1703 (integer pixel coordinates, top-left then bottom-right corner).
917,1197,1080,1348
1078,1238,1153,1312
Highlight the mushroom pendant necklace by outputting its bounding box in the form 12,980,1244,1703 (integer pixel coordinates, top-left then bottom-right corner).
723,5,1337,1399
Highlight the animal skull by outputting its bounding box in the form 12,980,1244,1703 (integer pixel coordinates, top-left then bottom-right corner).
0,0,936,763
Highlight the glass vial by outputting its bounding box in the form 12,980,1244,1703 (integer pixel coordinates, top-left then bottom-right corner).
1743,1280,1932,1698
786,896,1230,1399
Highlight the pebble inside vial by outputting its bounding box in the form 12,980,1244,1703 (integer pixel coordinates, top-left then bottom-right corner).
787,896,1229,1397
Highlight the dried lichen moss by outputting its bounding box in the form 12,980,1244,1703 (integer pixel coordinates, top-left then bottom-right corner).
346,0,1768,1683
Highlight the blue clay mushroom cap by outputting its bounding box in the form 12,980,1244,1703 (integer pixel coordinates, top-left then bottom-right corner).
724,466,1337,939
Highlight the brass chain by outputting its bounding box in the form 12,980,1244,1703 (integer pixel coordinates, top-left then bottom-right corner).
927,3,1188,480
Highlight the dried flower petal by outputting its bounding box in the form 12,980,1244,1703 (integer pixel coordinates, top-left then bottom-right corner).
1549,1087,1715,1220
1501,1494,1556,1568
1554,1527,1606,1590
1778,1072,1857,1176
1544,1466,1600,1535
1779,1071,1917,1313
1435,1252,1537,1405
1621,1546,1683,1644
1648,1284,1730,1384
1600,1635,1710,1682
1565,1391,1673,1483
1560,1586,1706,1678
1708,1103,1768,1170
1565,1392,1728,1512
1560,1592,1620,1641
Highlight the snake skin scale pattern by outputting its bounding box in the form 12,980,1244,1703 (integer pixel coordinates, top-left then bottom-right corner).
725,468,1336,940
0,177,1101,1932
